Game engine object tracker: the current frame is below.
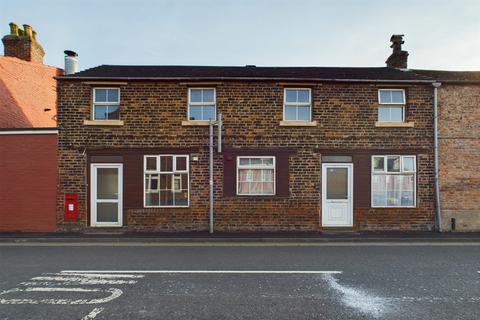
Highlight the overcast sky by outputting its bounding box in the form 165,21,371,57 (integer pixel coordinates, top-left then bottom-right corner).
1,0,479,71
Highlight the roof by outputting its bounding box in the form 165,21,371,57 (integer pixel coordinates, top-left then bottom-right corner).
412,69,480,83
61,65,434,82
0,56,63,128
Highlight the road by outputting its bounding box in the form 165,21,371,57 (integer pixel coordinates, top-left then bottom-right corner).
0,242,479,319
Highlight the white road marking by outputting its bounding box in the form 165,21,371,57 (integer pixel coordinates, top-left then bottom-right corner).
30,276,137,285
0,287,123,305
81,307,104,320
61,270,343,274
58,273,144,279
323,274,388,319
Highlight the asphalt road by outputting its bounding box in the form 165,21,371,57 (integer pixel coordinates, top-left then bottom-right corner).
0,242,479,320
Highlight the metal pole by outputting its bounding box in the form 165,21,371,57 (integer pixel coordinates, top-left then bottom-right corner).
209,119,214,234
218,113,222,153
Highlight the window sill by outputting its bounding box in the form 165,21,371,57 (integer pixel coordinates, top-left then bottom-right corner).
84,120,124,126
181,120,216,126
375,121,414,128
279,121,317,127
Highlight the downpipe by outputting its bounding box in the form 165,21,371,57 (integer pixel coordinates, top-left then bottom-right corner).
433,82,442,232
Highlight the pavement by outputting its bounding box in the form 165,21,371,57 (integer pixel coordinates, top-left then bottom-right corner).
0,231,480,243
0,241,479,319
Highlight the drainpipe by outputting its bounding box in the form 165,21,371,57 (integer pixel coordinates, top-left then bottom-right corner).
209,119,214,234
433,82,442,231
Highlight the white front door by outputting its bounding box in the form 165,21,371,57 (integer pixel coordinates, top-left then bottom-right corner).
91,163,123,227
321,163,353,227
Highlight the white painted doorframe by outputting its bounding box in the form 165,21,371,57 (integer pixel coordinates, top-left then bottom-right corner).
321,163,353,227
90,163,123,227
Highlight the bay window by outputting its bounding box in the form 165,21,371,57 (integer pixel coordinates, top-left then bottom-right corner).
371,155,416,207
144,155,189,207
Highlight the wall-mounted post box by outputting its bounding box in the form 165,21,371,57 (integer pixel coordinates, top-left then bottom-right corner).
64,193,78,221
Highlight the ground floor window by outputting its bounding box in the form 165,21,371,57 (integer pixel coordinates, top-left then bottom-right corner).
144,155,189,207
237,156,275,195
371,155,416,207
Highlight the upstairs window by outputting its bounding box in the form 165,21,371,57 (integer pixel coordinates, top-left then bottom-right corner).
371,155,416,207
237,157,275,195
144,155,189,207
93,88,120,120
188,88,216,121
378,89,405,122
284,88,311,121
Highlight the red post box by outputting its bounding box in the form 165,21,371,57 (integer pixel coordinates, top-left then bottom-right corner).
64,193,78,221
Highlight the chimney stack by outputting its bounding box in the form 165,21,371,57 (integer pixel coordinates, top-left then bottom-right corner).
64,50,78,75
386,34,409,69
2,22,45,63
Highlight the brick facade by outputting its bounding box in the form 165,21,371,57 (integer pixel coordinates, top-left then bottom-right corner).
57,80,435,232
438,84,480,231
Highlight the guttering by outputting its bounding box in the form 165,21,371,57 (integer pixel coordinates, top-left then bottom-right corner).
56,76,435,84
0,128,58,135
433,82,442,232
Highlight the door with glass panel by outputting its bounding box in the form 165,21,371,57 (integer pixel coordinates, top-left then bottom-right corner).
91,164,123,227
321,163,353,227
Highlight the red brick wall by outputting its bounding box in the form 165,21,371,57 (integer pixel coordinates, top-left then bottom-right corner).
0,134,57,232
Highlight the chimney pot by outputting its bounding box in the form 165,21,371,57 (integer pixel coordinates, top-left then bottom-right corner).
64,50,79,75
9,22,19,36
386,34,409,69
23,24,33,38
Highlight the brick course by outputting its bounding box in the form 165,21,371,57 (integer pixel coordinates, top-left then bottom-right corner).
57,80,435,232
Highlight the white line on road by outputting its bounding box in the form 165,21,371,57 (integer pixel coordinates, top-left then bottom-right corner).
30,276,137,285
0,287,123,305
58,273,144,279
61,270,343,274
81,307,104,320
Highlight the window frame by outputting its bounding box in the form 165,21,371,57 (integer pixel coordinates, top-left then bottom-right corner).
187,87,217,121
236,156,276,196
377,89,406,123
283,88,312,122
371,155,417,208
92,87,121,121
143,155,190,208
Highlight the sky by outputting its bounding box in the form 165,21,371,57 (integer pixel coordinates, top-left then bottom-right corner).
1,0,479,71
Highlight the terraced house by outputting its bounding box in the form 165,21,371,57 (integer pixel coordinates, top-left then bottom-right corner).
57,36,439,233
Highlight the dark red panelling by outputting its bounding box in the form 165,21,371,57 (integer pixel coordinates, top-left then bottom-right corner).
223,153,236,197
353,154,371,208
223,149,293,197
123,153,143,209
0,134,57,232
276,154,290,196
